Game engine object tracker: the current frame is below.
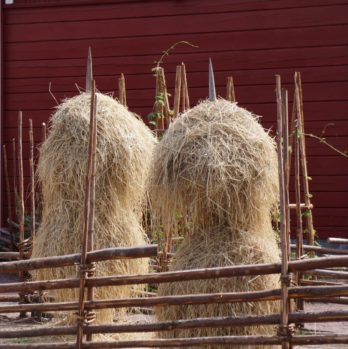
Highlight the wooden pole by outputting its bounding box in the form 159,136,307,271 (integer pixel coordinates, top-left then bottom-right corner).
17,111,27,319
76,80,97,347
294,72,315,246
11,138,18,222
173,65,182,119
158,67,171,129
29,119,35,242
226,76,236,102
1,310,348,339
41,122,47,142
1,285,348,314
154,69,165,131
0,335,347,349
118,73,127,107
282,89,291,260
276,76,291,349
2,144,15,249
290,243,348,255
181,62,190,111
294,116,304,311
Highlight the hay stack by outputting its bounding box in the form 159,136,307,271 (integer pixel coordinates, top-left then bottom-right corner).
151,99,280,348
32,92,156,324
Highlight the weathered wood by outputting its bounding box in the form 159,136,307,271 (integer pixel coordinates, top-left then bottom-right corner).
276,75,290,349
1,255,348,289
0,252,19,260
29,119,35,240
305,269,348,280
118,73,127,107
289,203,313,209
76,80,97,347
226,76,236,102
41,122,47,142
181,62,190,111
17,111,25,259
1,285,347,314
295,72,315,246
2,144,14,249
1,310,348,339
0,245,157,273
0,335,347,349
173,65,182,118
11,138,18,221
290,243,348,255
328,237,348,245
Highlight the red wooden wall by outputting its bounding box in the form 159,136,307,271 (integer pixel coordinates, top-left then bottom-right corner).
1,0,348,238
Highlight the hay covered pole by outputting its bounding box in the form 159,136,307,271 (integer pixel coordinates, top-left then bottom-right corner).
76,79,97,347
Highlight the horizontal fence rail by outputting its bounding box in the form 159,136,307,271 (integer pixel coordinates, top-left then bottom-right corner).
0,245,157,273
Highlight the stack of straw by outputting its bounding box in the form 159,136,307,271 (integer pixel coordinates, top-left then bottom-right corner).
32,92,156,324
151,99,280,348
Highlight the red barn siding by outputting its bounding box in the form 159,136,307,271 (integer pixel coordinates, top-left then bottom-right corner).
1,0,348,238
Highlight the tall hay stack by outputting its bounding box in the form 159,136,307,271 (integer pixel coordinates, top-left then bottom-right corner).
32,92,156,324
151,99,280,348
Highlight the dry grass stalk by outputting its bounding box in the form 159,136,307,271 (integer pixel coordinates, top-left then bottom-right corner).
32,91,156,325
151,98,280,348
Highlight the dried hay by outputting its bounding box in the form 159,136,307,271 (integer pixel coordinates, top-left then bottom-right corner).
32,92,156,324
151,99,280,348
156,226,280,349
150,99,278,232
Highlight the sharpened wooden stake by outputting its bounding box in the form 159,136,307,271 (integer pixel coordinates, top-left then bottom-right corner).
209,58,217,101
181,62,190,111
226,76,236,102
276,75,291,349
85,47,93,93
118,73,127,107
76,80,97,347
173,65,182,118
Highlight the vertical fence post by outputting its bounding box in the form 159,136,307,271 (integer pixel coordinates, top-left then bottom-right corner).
226,76,236,102
276,75,292,349
76,80,97,347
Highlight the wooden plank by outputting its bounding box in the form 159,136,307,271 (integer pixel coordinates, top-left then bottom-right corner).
5,5,348,43
5,0,348,24
5,25,348,61
4,46,348,79
3,81,348,111
4,65,348,94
